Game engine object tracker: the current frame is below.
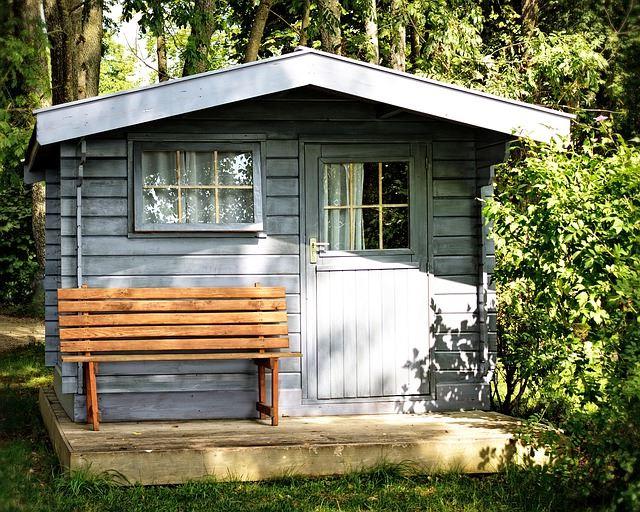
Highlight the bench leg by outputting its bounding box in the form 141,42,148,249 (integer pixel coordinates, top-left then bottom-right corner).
85,361,100,431
258,363,267,420
271,358,279,426
255,358,280,426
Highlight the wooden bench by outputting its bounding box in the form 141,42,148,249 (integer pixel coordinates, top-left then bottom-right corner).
57,285,300,431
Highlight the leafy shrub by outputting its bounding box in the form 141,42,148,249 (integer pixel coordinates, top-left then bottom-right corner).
485,122,640,508
0,169,39,307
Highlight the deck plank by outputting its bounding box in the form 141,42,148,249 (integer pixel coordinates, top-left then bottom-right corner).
39,387,548,485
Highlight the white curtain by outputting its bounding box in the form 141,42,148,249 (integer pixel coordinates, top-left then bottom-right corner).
324,163,365,250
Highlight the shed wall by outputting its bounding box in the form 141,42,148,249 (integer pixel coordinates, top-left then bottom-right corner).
45,92,506,421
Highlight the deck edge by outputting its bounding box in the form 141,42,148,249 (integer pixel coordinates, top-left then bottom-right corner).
39,387,73,470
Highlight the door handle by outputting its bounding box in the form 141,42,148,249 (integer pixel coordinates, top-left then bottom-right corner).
309,237,330,264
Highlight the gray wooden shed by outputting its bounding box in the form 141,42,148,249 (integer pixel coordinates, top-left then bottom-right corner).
25,48,572,422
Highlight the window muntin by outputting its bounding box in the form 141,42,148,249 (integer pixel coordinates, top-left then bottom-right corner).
134,143,262,232
322,161,409,251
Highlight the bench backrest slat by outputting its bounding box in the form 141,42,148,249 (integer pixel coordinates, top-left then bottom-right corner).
58,287,285,300
58,286,289,355
59,311,287,327
58,299,286,313
61,338,289,352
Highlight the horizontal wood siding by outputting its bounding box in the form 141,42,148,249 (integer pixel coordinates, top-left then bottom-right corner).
431,141,483,399
475,139,507,401
45,166,61,367
46,90,503,419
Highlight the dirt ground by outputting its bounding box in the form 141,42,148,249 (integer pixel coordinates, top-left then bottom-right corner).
0,315,44,352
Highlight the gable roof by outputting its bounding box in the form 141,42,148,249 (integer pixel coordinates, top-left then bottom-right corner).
25,47,573,174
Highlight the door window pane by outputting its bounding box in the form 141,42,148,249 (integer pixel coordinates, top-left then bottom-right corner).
322,161,409,250
383,207,409,249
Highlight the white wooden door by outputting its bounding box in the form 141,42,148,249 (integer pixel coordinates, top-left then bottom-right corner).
304,143,431,402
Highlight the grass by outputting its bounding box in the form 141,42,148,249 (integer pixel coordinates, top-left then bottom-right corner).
0,344,604,512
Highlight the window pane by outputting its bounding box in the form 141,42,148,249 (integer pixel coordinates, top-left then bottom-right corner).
219,189,254,223
325,208,348,250
142,152,177,186
362,208,380,250
218,152,253,186
142,188,178,224
362,162,379,205
324,163,349,207
383,207,409,248
183,152,213,185
382,162,409,204
183,189,215,224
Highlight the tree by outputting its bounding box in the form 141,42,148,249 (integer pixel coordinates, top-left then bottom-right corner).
122,0,169,81
299,0,311,46
43,0,103,104
363,0,379,63
244,0,276,62
318,0,341,54
182,0,218,75
388,0,405,71
0,0,50,306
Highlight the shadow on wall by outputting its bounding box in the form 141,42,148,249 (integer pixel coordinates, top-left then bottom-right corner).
393,283,492,414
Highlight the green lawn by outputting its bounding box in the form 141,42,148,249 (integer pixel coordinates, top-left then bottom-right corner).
0,344,601,512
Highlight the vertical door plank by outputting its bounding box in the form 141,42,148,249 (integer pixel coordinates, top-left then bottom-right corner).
316,271,331,399
395,269,410,395
329,271,344,399
343,271,357,398
355,270,371,398
369,270,383,397
381,270,396,396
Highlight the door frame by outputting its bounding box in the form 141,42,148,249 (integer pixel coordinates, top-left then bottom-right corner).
298,138,436,406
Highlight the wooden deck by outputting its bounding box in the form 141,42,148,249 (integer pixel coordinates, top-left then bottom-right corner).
39,388,546,485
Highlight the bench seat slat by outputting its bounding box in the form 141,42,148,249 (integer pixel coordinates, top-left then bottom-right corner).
58,287,285,300
58,299,287,313
61,351,302,363
59,311,288,327
59,324,289,340
60,337,290,352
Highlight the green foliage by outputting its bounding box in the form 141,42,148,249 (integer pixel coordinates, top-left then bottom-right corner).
0,9,47,310
485,122,640,507
0,172,39,307
100,31,142,94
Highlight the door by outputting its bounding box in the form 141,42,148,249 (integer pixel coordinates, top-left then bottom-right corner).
303,143,431,403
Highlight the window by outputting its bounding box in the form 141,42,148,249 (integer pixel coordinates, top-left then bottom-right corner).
322,161,409,250
134,142,263,231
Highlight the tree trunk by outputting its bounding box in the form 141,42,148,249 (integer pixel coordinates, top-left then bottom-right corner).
244,0,275,62
299,0,311,46
43,0,103,104
388,0,405,71
151,2,169,82
182,0,217,76
408,14,422,65
364,0,379,64
521,0,538,34
318,0,341,55
157,33,168,81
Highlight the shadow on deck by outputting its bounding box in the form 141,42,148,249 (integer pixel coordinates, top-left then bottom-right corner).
40,387,547,485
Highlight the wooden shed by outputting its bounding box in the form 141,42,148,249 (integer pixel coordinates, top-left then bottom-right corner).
25,48,572,424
